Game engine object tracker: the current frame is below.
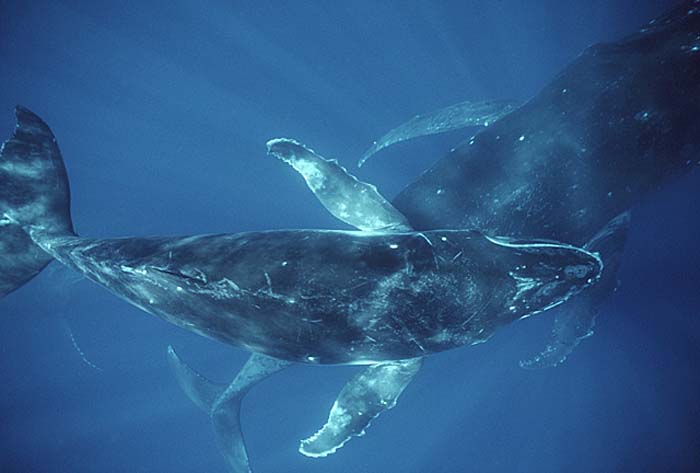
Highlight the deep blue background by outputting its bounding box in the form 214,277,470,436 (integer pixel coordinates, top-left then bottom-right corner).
1,1,698,472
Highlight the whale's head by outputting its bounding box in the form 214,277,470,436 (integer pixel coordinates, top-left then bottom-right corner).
482,234,603,319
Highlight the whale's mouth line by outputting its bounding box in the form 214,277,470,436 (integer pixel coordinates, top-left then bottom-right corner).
484,234,605,279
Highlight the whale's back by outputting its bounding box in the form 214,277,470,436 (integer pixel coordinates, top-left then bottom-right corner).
394,3,700,245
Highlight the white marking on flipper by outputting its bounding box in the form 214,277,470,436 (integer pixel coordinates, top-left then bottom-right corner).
267,138,412,232
299,357,423,458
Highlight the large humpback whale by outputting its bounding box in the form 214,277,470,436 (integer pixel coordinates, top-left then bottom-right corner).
0,2,698,473
362,0,700,368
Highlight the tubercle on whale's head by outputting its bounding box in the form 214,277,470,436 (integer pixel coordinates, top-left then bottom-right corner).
484,235,604,319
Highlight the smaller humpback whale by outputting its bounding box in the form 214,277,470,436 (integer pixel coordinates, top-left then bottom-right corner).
0,108,600,473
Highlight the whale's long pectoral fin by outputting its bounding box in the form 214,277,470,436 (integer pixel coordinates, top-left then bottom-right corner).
299,357,423,458
358,99,517,167
267,138,412,232
519,300,599,369
167,346,290,473
520,212,631,369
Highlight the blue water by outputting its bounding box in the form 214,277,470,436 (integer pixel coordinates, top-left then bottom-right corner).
1,1,698,472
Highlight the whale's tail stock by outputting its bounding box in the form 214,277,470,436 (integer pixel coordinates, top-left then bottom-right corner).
0,106,75,298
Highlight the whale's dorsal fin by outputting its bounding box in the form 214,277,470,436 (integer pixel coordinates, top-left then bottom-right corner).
267,138,412,232
299,357,423,458
358,99,517,167
167,346,290,473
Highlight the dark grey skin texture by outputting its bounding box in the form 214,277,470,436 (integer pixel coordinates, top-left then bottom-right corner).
390,1,700,366
0,109,596,371
396,9,700,239
36,230,599,365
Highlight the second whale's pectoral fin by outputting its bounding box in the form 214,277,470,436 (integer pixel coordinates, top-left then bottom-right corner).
167,346,290,473
520,212,631,369
519,300,599,369
358,99,517,167
300,357,423,458
266,138,412,232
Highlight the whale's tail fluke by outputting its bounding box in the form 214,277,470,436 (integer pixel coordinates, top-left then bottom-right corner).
0,106,75,298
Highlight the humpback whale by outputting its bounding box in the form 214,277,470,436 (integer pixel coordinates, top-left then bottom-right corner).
1,1,698,472
362,0,700,368
0,109,599,472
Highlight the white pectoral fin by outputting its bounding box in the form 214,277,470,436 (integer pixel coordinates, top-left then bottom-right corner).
358,99,517,167
299,357,423,458
167,347,290,473
266,138,412,232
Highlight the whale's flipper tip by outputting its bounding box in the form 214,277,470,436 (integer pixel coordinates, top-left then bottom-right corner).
300,358,423,458
266,138,412,232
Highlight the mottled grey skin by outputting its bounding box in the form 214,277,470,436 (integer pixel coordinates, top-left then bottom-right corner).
35,229,599,365
388,1,700,366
